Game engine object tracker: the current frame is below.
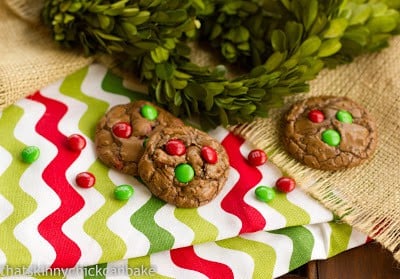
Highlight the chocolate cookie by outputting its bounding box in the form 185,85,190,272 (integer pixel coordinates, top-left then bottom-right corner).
282,96,377,171
95,101,183,176
138,126,230,208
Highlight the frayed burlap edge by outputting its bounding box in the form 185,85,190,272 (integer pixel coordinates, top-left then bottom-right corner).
231,37,400,263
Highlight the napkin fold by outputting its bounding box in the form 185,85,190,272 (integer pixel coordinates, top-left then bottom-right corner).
0,64,367,278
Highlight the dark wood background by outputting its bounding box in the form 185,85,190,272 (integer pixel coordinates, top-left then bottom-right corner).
278,242,400,279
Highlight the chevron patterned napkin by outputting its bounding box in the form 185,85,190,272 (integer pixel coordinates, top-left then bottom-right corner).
0,64,367,278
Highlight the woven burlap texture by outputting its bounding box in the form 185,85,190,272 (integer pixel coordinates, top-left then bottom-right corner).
235,37,400,263
0,0,93,110
3,0,400,263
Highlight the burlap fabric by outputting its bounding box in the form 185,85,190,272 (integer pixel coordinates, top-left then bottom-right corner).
0,0,93,110
235,38,400,263
2,0,400,263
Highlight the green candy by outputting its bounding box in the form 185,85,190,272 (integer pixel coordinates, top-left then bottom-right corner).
336,110,353,123
322,129,341,146
140,104,158,121
255,186,276,203
21,146,40,163
175,164,194,183
114,184,134,201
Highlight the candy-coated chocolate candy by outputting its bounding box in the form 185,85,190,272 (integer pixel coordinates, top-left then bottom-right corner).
255,186,275,203
275,177,296,193
308,109,325,123
248,149,267,166
322,129,341,146
175,163,194,183
165,139,186,156
114,184,134,201
21,146,40,163
112,122,132,138
336,110,353,123
140,104,158,121
201,146,218,164
67,134,86,151
75,172,96,188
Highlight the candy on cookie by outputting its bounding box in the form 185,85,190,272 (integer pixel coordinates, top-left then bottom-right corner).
95,100,183,176
282,96,377,171
138,125,230,208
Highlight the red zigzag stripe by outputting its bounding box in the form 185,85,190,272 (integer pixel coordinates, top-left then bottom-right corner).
221,133,266,234
170,246,234,279
29,92,84,268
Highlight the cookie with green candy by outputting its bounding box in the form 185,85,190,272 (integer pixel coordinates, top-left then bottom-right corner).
138,125,230,208
95,100,183,176
282,96,377,171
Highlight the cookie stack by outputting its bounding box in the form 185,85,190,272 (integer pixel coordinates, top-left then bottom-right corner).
95,101,230,208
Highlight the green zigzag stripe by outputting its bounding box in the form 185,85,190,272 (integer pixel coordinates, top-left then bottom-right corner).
83,163,127,262
128,256,171,279
174,208,218,245
328,222,352,258
101,70,149,101
0,105,35,267
217,236,276,279
130,197,175,254
59,66,108,139
59,67,127,262
272,226,314,271
267,191,310,227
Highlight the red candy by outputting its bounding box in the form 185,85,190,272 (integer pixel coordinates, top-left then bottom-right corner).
165,139,186,156
75,172,96,188
112,122,132,138
248,149,267,166
201,146,218,164
67,134,86,151
308,109,325,123
275,177,296,193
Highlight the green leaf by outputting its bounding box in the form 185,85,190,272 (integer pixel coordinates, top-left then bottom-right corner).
204,93,214,111
285,22,303,50
318,39,342,57
271,30,287,52
240,104,257,115
218,108,229,126
225,26,250,43
265,51,286,72
170,78,188,90
204,82,225,96
299,36,321,57
184,83,207,101
174,91,182,106
164,80,176,99
367,16,398,33
150,47,169,63
349,4,372,25
302,0,318,30
134,41,158,50
129,11,150,25
94,30,123,41
343,26,369,46
155,63,174,80
323,18,348,38
121,8,140,17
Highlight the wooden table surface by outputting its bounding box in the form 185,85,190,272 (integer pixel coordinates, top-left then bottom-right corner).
278,242,400,279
